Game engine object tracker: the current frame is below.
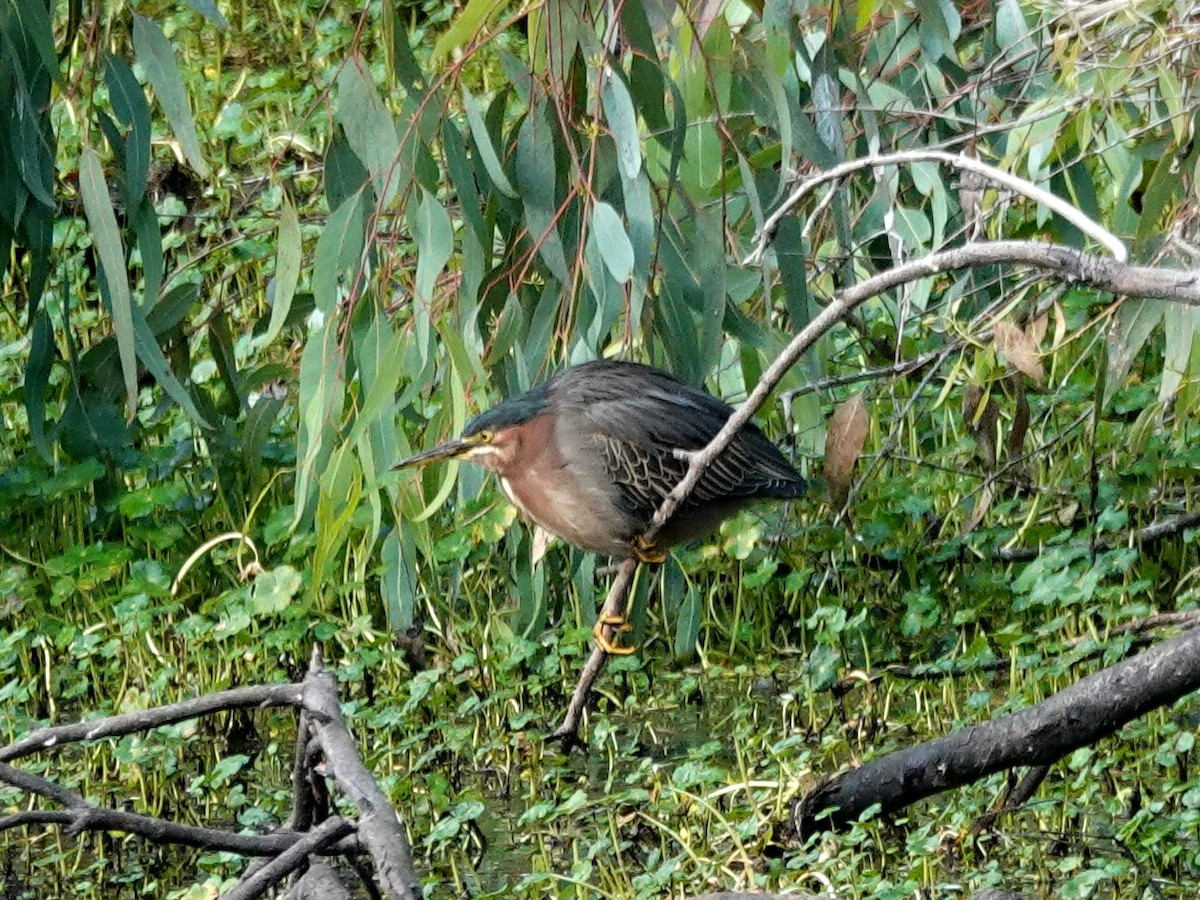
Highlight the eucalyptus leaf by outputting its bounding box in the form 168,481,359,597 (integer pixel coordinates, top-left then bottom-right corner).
132,14,209,177
263,197,302,347
336,58,404,208
601,72,641,180
590,202,634,284
78,145,138,419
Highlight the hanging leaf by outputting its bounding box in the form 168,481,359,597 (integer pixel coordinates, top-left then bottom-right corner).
181,0,230,29
263,197,302,347
462,88,517,198
1006,374,1031,459
25,306,55,463
515,102,569,282
601,72,641,180
130,197,163,304
431,0,507,64
962,384,998,469
1027,312,1049,348
1160,304,1199,403
961,482,995,536
590,202,634,284
1106,299,1164,402
103,53,151,204
78,145,138,419
312,194,365,316
994,319,1044,381
132,14,209,177
824,392,869,508
412,190,454,308
673,585,702,661
336,57,404,208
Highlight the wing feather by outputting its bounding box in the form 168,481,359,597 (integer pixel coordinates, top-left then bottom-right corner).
559,362,805,516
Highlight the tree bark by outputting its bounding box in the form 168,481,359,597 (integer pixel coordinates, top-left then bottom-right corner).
793,626,1200,835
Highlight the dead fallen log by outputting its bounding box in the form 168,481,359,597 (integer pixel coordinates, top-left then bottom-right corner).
792,625,1200,835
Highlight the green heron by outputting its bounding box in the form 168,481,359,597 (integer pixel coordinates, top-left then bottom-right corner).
396,360,806,651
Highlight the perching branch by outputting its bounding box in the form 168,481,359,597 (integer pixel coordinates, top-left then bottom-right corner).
552,557,640,740
557,238,1200,741
650,240,1200,547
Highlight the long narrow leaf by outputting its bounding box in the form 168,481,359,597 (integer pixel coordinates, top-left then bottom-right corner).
263,197,301,346
132,14,209,177
336,58,404,208
78,145,138,419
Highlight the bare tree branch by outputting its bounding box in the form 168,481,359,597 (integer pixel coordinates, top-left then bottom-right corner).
0,781,356,857
748,151,1128,263
0,683,303,763
225,816,356,900
551,558,639,739
792,625,1200,835
302,653,422,900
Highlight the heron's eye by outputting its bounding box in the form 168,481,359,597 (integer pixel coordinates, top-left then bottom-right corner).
476,430,494,443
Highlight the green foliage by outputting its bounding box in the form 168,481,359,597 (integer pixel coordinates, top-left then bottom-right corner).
1,0,1200,896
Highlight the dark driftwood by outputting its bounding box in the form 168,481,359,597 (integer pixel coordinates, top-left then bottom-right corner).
224,816,356,900
0,683,303,763
793,626,1200,835
302,662,423,900
287,861,355,899
0,651,421,900
832,609,1200,696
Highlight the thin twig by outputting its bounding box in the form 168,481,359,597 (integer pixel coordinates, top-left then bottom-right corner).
747,151,1128,264
992,507,1200,562
0,762,357,856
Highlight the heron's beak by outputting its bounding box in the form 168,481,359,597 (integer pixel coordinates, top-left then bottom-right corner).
394,438,471,468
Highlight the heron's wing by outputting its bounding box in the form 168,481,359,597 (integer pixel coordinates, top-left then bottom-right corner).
575,377,804,519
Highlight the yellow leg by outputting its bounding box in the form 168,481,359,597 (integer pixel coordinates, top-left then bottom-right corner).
593,613,637,655
631,535,666,564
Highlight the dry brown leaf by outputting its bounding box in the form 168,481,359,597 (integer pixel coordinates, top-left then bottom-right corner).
994,320,1045,381
1053,300,1068,350
824,392,869,509
962,383,998,469
1027,312,1049,348
961,482,995,536
1006,374,1030,459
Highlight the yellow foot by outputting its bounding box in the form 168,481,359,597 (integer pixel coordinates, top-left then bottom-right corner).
631,535,666,564
593,613,637,655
